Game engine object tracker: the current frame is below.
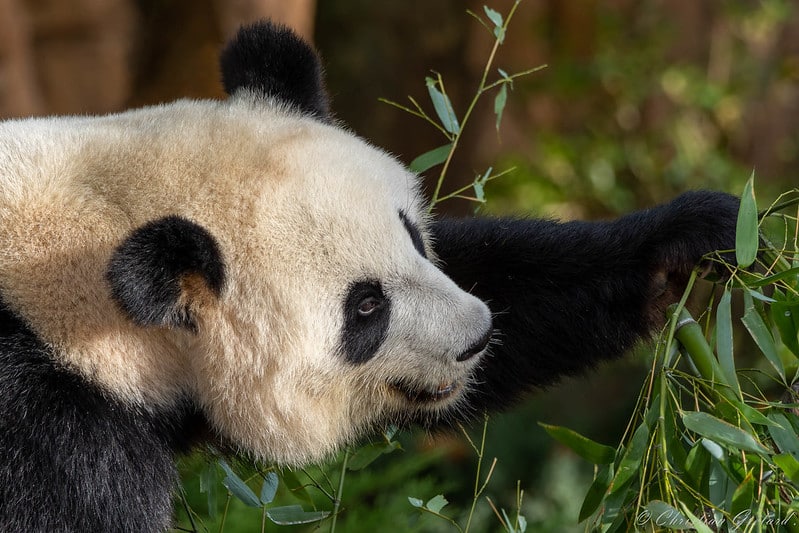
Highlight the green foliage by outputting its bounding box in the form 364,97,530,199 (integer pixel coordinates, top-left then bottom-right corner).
546,181,799,532
484,2,797,218
380,0,545,211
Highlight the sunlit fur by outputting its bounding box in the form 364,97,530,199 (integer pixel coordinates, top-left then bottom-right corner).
0,94,491,465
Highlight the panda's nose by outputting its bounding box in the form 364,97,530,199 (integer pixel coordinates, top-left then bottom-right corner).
456,329,492,362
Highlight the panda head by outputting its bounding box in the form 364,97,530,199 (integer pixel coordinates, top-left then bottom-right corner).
95,22,493,465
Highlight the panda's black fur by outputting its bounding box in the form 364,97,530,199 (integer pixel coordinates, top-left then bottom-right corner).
0,20,739,532
433,190,738,412
107,216,226,331
220,22,330,119
0,298,205,531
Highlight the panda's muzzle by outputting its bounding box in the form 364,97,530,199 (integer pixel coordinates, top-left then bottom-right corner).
391,380,461,403
456,329,492,362
390,328,492,404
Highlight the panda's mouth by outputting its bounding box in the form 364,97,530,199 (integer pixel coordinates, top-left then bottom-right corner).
391,380,460,404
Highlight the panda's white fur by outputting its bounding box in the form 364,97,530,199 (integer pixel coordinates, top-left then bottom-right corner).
0,95,491,465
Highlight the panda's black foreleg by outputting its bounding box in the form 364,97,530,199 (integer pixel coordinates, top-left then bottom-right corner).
431,190,739,412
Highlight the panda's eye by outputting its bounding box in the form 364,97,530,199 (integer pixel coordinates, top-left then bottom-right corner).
342,280,391,364
357,296,383,317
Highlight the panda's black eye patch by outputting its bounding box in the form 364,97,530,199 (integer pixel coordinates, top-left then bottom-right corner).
342,281,391,364
399,210,427,258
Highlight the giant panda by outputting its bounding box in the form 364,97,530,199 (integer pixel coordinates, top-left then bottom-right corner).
0,21,738,532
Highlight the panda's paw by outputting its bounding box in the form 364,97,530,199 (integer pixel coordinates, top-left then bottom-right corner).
656,190,740,278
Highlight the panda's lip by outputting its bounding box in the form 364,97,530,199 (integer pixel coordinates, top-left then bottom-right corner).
390,380,460,403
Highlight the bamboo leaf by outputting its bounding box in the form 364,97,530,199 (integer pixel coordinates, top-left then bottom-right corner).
483,5,503,28
682,411,770,455
280,470,313,504
266,505,330,525
707,460,729,523
347,442,390,471
473,167,491,203
716,290,742,398
539,423,616,464
736,172,759,268
644,500,693,530
742,304,785,381
260,472,279,505
768,412,799,456
610,423,649,490
747,288,776,303
425,77,460,135
730,472,755,518
494,83,508,131
597,477,634,529
199,461,218,518
685,441,710,489
701,438,724,460
773,453,799,484
771,289,799,357
742,267,799,288
679,504,716,533
219,460,262,508
579,464,613,522
409,143,453,174
734,400,782,427
425,494,449,514
473,180,485,203
483,6,505,42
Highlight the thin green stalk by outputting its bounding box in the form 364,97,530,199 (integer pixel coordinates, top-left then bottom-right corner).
218,494,231,533
661,269,700,368
657,374,674,499
435,167,516,203
513,481,524,532
758,192,799,218
329,450,349,533
482,65,547,91
429,0,524,209
301,468,335,502
464,415,490,533
178,487,199,533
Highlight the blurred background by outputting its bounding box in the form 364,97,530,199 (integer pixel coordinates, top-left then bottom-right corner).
3,0,798,530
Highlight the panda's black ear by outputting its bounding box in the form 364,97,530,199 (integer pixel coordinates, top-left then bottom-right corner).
106,216,225,331
220,20,330,120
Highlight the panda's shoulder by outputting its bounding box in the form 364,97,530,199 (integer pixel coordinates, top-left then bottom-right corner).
0,294,206,529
